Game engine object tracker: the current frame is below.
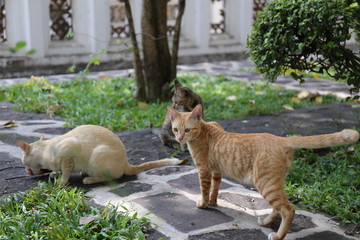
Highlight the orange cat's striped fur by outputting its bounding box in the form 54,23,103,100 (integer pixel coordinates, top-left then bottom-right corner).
168,104,359,240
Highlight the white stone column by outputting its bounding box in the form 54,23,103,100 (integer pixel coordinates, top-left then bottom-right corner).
5,0,49,57
182,0,211,50
131,0,142,36
73,0,111,53
237,0,254,46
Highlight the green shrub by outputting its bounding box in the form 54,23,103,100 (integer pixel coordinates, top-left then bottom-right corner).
248,0,360,93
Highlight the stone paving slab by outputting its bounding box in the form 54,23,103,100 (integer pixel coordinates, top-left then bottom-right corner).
87,165,357,240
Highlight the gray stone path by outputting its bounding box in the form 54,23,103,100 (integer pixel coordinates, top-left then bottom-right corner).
0,60,359,240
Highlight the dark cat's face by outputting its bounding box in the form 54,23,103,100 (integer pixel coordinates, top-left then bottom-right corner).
172,80,202,112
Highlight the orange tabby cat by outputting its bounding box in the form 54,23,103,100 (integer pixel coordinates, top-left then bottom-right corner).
167,104,359,240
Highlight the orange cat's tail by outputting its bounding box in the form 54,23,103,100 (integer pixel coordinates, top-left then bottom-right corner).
124,158,184,175
284,129,359,149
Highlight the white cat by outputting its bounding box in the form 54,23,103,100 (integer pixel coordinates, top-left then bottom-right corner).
18,125,183,185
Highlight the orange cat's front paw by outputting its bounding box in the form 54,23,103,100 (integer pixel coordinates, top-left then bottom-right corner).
209,199,218,206
196,200,208,208
267,232,280,240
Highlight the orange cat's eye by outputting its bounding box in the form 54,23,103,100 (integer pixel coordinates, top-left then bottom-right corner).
185,128,191,133
173,128,178,132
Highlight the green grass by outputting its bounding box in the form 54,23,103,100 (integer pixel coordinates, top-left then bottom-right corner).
0,180,152,239
286,142,360,224
1,73,339,131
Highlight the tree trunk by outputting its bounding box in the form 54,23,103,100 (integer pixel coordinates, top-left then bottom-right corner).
141,0,172,102
123,0,146,100
170,0,186,81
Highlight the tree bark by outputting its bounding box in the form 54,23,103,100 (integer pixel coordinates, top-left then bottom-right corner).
170,0,186,81
123,0,146,100
141,0,172,102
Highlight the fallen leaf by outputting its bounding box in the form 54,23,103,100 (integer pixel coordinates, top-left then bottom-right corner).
297,90,310,99
315,96,323,103
347,146,355,153
98,75,112,79
45,94,56,98
291,97,301,103
3,124,18,128
3,120,15,126
79,216,97,225
46,102,62,118
0,120,18,128
137,102,148,108
41,87,51,92
255,91,264,95
30,75,41,80
284,69,292,75
118,100,125,106
226,95,237,101
283,104,294,111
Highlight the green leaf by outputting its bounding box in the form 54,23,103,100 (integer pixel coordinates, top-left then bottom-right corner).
15,41,26,49
26,49,36,55
349,2,358,8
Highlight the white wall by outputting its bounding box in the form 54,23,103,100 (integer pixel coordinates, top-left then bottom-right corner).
0,0,255,71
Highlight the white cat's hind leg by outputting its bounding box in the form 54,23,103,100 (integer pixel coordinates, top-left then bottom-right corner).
85,145,126,184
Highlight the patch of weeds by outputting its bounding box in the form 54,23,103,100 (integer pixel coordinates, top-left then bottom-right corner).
1,73,339,131
0,180,152,239
286,141,360,224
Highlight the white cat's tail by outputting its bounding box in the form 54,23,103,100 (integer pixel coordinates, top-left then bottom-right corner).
124,158,184,175
284,129,359,149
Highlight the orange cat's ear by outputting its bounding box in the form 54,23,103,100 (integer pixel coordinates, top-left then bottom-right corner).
17,140,31,153
167,107,178,121
190,104,203,121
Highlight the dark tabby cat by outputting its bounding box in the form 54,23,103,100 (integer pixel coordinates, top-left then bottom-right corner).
160,80,203,149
